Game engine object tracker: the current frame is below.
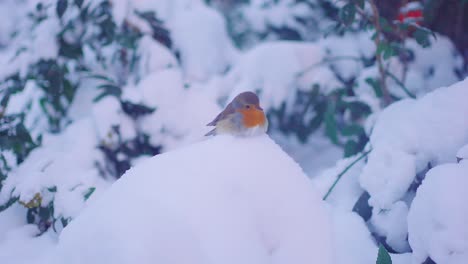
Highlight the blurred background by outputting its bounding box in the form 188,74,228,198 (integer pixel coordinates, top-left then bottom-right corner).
0,0,467,263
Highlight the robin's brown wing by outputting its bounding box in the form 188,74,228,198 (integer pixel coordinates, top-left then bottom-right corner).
206,102,235,126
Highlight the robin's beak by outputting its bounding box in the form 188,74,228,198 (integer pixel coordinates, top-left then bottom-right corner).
255,105,263,111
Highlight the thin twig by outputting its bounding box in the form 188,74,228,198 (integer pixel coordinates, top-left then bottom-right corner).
385,70,416,98
323,148,372,200
368,0,391,106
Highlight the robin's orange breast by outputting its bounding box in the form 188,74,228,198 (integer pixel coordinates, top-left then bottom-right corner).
238,108,266,128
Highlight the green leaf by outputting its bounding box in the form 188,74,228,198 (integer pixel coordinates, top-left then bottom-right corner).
47,186,57,193
346,101,372,120
56,0,68,18
376,245,392,264
97,83,122,97
365,77,382,98
84,187,96,201
383,45,396,60
376,42,396,60
341,124,364,137
63,79,75,102
324,103,339,144
379,17,393,34
121,101,156,119
0,197,19,212
93,92,110,102
413,28,432,48
58,37,83,59
93,83,122,101
344,140,359,157
86,74,115,83
339,4,356,26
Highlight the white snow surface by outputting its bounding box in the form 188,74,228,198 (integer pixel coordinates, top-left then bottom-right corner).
312,154,365,210
457,144,468,160
170,4,238,81
408,161,468,264
53,135,333,264
331,208,411,264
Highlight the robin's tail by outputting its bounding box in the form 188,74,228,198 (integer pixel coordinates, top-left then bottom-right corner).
205,128,216,136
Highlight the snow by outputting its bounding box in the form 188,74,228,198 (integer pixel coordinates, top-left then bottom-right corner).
133,68,220,149
408,161,468,264
53,135,333,264
92,96,135,141
320,32,375,81
271,133,342,178
0,205,26,242
170,4,238,81
361,78,468,211
0,9,59,79
223,41,339,110
0,205,55,264
331,208,412,264
137,36,178,76
312,153,366,210
0,226,56,264
370,201,410,252
0,119,111,221
402,36,462,95
456,144,468,161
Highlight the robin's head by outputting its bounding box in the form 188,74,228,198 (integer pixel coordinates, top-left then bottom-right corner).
231,91,266,128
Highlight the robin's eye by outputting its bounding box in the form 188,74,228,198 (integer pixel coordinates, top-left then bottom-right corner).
245,105,250,109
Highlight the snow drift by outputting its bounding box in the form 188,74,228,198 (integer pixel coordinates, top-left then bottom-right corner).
52,135,333,264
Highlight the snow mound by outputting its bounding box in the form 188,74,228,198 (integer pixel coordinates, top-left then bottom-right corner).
54,135,333,264
408,161,468,264
361,78,468,210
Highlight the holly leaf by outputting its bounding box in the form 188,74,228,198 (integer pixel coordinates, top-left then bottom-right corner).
344,140,359,157
366,77,383,98
413,28,432,48
324,103,339,144
376,245,392,264
84,187,96,201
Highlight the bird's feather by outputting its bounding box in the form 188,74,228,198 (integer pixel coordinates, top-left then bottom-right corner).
206,102,235,126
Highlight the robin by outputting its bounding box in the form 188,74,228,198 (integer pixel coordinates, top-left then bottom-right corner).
205,91,268,136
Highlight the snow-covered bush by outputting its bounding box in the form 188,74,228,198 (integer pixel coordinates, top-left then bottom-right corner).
0,0,220,232
320,77,468,261
214,0,336,48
